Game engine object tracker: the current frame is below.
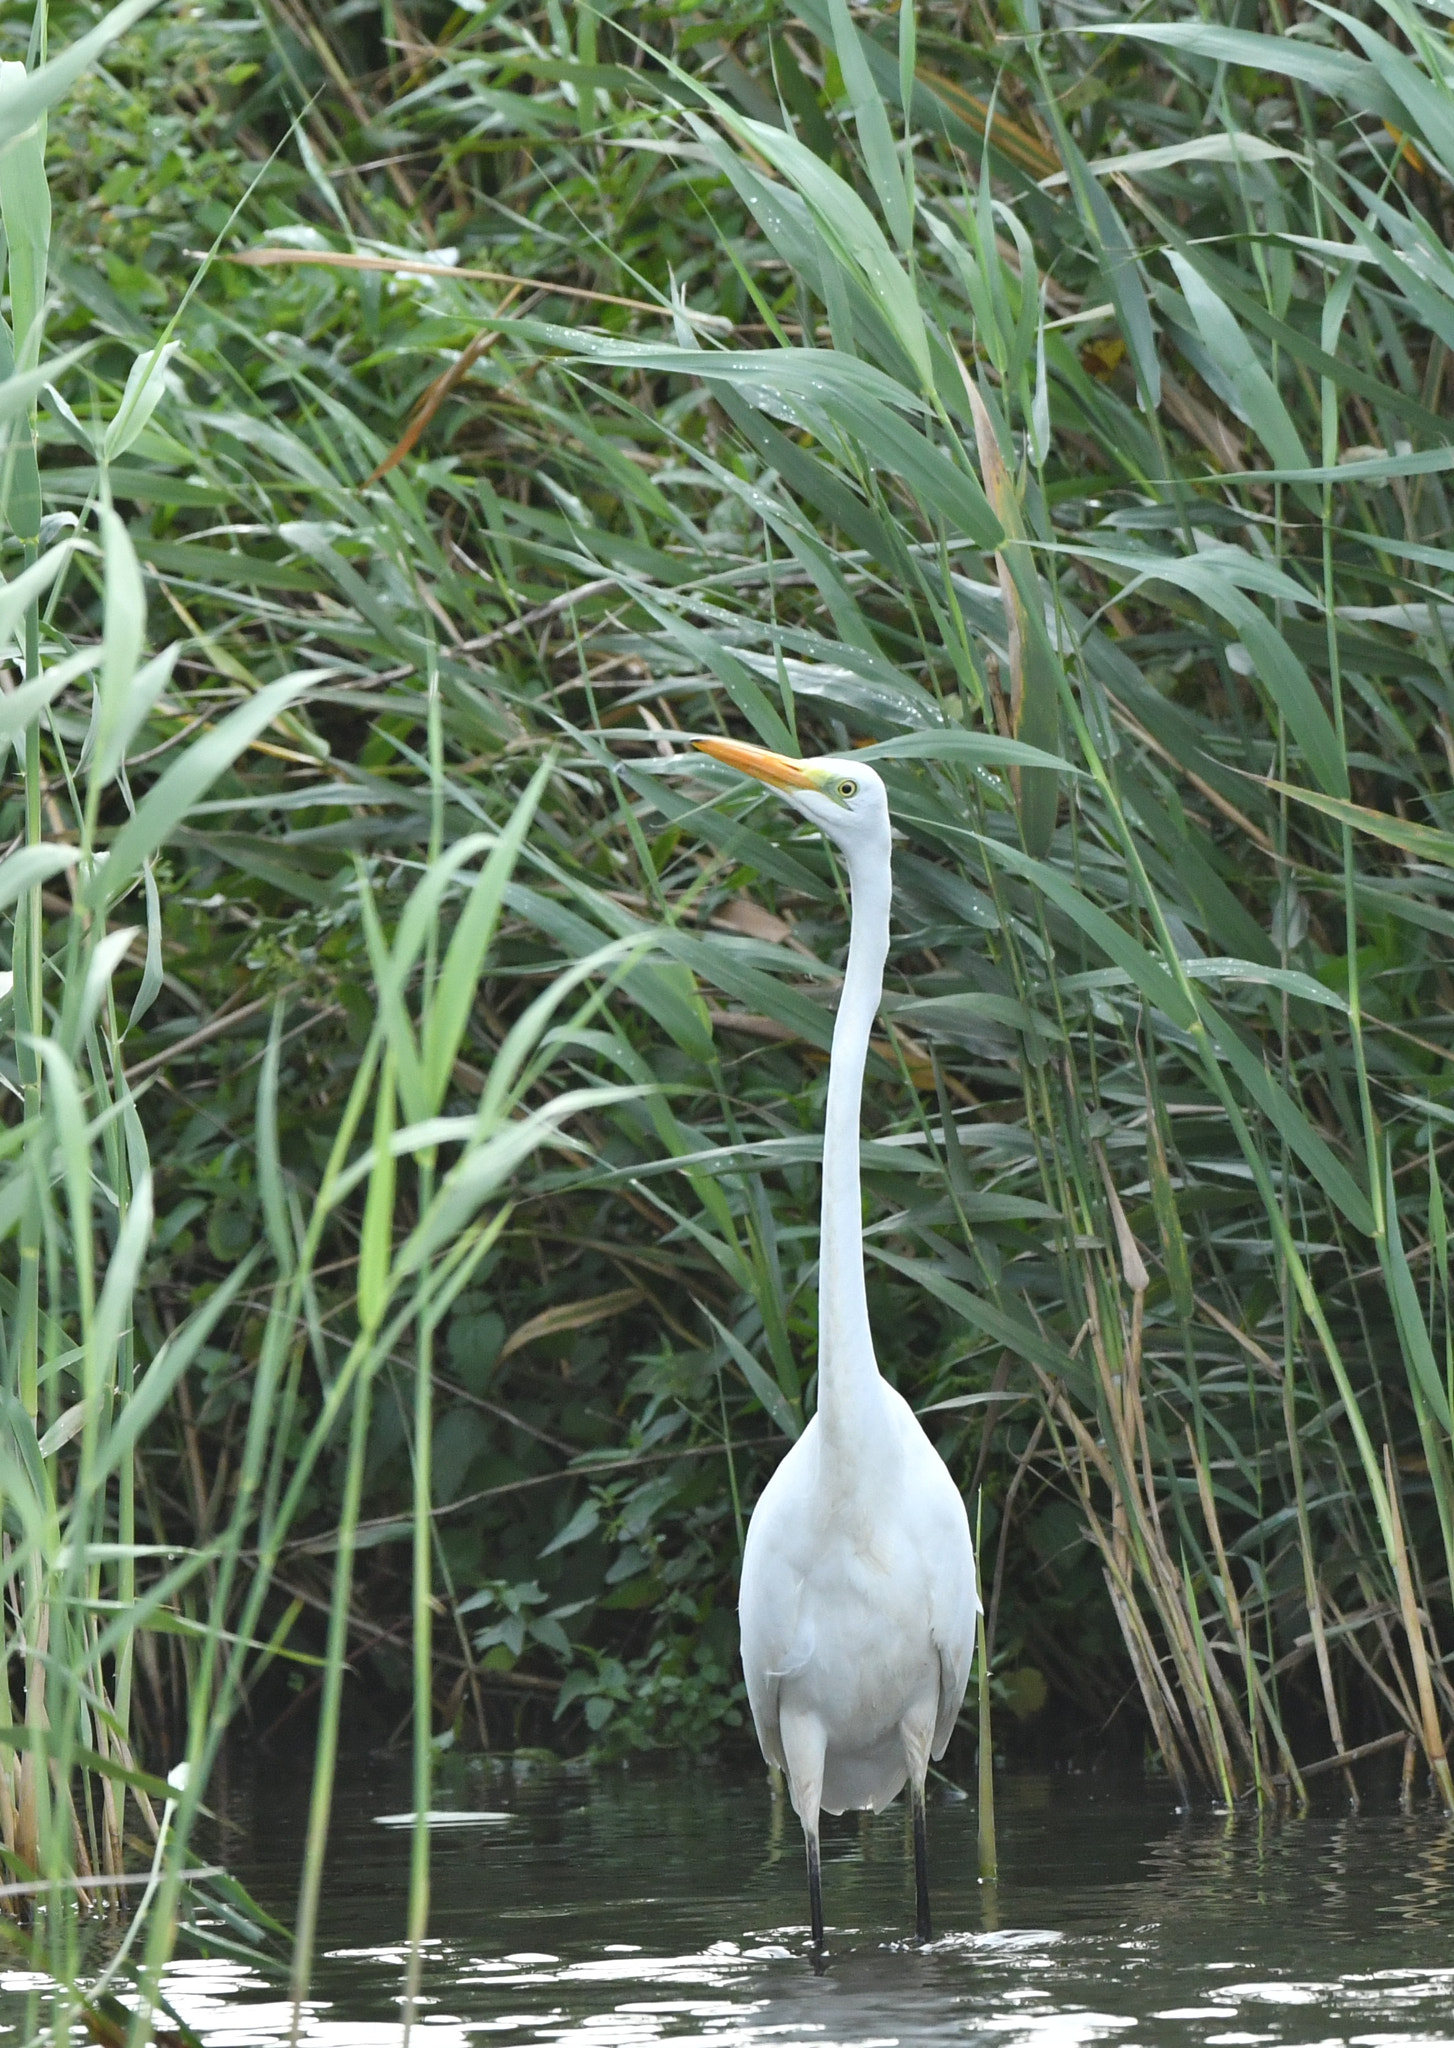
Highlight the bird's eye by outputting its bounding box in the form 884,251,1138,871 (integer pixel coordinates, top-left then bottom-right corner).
836,778,858,799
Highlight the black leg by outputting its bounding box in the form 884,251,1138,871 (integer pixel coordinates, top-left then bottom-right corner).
806,1829,825,1951
912,1781,932,1943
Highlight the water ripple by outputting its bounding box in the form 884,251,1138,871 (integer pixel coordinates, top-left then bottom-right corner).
13,1770,1454,2048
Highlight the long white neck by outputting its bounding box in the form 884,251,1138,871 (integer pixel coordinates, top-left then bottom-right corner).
817,827,892,1450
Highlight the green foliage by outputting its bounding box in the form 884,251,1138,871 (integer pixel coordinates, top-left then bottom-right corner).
9,0,1454,2023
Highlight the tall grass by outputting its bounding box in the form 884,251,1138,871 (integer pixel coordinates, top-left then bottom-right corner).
7,0,1454,2029
416,0,1454,1806
0,5,648,2034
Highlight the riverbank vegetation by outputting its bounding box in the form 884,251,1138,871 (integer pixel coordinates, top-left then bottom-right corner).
5,0,1454,2021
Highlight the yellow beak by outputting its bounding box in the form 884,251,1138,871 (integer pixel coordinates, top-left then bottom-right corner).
692,736,818,791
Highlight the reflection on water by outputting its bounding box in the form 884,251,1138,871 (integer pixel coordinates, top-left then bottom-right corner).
14,1761,1454,2047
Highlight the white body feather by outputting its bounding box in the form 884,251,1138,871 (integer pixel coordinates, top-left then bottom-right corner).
724,753,980,1859
739,1387,977,1817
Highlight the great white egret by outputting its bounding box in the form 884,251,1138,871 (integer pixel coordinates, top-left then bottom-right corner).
693,736,979,1951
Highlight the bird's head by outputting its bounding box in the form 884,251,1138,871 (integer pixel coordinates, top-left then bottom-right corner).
692,737,890,861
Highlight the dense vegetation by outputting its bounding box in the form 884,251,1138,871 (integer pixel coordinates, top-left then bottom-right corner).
5,0,1454,2022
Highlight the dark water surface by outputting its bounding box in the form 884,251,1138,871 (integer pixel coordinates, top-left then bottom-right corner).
155,1763,1454,2044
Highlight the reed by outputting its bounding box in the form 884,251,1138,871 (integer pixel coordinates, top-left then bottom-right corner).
0,13,648,2038
7,0,1454,2029
416,0,1454,1813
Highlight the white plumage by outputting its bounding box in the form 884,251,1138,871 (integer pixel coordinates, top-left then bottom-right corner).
740,1381,978,1813
694,737,979,1948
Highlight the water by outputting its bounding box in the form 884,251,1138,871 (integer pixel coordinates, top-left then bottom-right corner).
22,1763,1454,2045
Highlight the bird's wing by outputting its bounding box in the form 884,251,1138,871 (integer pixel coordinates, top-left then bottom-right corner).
745,1668,785,1770
931,1625,975,1759
738,1430,821,1770
744,1602,815,1772
740,1525,811,1771
929,1519,980,1760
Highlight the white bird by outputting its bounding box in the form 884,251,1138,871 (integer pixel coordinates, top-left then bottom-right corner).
694,736,979,1950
